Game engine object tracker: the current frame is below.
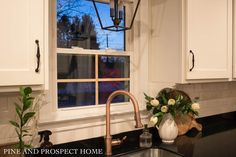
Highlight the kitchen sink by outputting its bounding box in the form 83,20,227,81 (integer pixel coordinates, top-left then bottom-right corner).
120,148,182,157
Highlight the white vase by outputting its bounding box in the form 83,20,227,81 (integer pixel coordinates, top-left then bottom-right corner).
157,113,178,144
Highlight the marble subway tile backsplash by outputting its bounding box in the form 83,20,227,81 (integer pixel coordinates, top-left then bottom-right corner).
1,82,236,122
176,82,236,117
0,91,43,145
0,95,16,124
1,82,236,123
0,97,9,123
1,82,236,144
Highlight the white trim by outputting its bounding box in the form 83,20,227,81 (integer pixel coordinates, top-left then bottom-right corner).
57,48,131,56
42,115,148,133
227,0,233,80
0,112,149,145
39,113,149,145
94,0,134,4
40,98,146,124
44,0,49,90
38,114,148,138
42,0,138,123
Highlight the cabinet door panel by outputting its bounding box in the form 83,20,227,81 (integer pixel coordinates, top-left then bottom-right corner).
233,0,236,79
186,0,231,79
0,0,44,86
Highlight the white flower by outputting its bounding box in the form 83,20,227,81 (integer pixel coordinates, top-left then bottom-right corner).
161,106,168,113
168,99,176,105
191,103,200,110
150,99,159,107
150,116,158,126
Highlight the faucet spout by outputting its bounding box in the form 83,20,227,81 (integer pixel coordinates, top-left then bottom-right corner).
105,90,143,156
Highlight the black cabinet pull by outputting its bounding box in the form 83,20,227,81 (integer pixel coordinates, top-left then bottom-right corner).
189,50,195,71
35,40,40,73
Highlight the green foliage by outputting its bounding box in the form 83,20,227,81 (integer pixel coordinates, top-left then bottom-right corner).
9,87,36,152
144,88,200,126
144,93,153,102
146,104,152,111
154,112,164,117
152,107,159,115
9,121,19,128
22,112,35,126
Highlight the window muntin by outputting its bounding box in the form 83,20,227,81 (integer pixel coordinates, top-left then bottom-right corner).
57,0,125,51
57,53,130,108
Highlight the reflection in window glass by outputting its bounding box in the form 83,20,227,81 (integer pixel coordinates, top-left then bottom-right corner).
98,56,130,78
57,0,125,50
58,82,95,108
99,81,129,104
57,54,95,79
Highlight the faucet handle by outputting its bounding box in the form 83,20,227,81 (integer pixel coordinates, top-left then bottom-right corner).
111,136,127,146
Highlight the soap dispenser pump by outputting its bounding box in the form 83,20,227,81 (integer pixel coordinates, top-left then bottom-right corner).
38,130,53,148
139,124,152,148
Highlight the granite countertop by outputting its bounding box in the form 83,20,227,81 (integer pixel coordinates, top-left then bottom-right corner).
160,112,236,157
25,111,236,157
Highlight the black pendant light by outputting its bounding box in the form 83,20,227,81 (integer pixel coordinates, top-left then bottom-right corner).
91,0,141,32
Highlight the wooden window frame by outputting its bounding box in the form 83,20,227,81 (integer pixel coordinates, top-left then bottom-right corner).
57,49,131,106
50,0,135,115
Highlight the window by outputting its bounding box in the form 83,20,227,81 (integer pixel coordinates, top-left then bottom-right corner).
56,0,130,108
57,0,125,50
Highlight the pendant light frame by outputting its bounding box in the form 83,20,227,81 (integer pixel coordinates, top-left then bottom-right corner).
91,0,141,32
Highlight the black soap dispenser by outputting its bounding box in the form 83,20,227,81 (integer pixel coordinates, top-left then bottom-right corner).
38,130,53,148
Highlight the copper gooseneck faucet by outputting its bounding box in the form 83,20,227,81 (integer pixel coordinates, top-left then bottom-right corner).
105,90,143,156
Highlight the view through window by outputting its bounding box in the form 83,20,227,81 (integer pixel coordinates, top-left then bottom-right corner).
56,0,130,108
57,0,125,50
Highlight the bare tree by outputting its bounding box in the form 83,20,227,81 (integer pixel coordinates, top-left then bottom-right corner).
57,0,83,19
57,15,71,48
57,0,100,49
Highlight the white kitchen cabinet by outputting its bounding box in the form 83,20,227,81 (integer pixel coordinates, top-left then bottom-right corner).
233,0,236,79
0,0,45,86
149,0,232,84
186,0,232,80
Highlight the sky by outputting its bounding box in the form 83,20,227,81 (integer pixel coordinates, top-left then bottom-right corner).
57,0,125,51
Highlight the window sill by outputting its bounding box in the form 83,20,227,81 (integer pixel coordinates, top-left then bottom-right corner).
39,102,147,125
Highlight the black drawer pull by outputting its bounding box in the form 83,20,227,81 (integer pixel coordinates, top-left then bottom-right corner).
189,50,195,71
35,40,40,73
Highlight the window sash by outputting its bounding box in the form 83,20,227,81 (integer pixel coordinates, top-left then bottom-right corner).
56,48,131,106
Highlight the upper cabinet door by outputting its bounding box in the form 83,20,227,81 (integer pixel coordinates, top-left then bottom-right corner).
0,0,44,86
186,0,232,80
233,0,236,79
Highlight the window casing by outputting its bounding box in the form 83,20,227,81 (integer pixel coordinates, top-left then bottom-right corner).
54,0,134,110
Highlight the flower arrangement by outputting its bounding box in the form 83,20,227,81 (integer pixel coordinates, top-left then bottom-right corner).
144,88,200,127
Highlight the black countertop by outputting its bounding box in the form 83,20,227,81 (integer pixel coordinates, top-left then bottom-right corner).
161,112,236,157
26,112,236,157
